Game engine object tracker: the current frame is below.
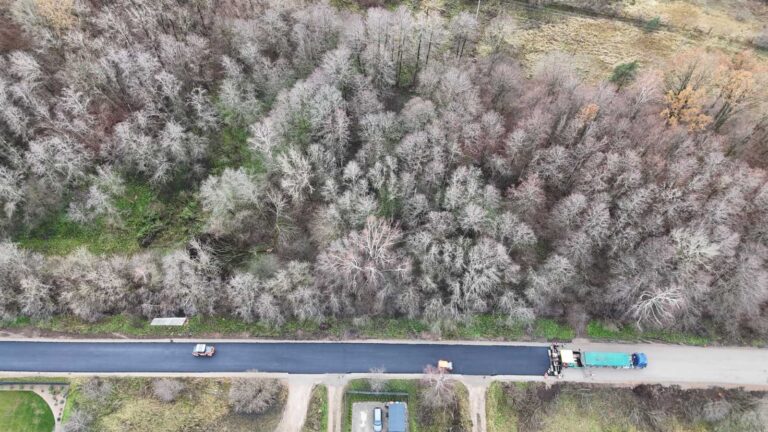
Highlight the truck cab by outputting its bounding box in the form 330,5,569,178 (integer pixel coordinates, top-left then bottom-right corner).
632,352,648,368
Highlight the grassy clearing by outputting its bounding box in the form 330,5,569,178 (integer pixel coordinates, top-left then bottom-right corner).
60,383,77,423
506,5,692,81
0,391,55,432
16,183,201,256
474,0,768,91
487,382,768,432
343,378,471,432
486,381,517,432
539,388,639,431
301,385,328,432
533,319,574,340
211,124,266,176
16,118,257,258
67,377,285,432
622,0,768,42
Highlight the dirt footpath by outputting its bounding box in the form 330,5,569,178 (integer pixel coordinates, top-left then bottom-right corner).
276,376,317,432
462,376,489,432
325,375,346,432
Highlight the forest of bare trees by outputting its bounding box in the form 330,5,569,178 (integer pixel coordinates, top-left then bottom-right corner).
0,0,767,340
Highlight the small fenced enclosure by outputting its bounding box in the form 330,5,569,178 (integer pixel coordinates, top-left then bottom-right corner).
343,390,410,432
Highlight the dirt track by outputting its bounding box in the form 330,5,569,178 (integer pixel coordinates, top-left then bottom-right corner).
555,339,768,389
464,376,490,432
276,376,316,432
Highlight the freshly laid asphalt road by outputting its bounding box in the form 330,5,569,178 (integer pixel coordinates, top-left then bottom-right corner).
0,341,551,375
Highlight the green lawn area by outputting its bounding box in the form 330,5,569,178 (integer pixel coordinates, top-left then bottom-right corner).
343,379,471,432
0,391,55,432
301,385,328,432
538,388,640,432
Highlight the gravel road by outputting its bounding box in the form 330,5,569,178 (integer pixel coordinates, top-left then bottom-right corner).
555,340,768,388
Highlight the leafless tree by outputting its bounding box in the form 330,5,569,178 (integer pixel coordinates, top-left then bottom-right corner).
228,378,283,415
57,249,130,322
62,409,92,432
368,367,387,392
316,216,411,314
160,241,221,317
153,378,186,403
80,378,113,401
421,365,456,409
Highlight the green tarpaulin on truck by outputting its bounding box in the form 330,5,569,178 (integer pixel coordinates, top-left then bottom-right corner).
583,351,632,367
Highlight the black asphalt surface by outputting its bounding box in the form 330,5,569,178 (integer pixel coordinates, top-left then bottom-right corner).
0,342,550,375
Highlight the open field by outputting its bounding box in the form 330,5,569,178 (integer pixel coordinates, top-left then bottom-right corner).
486,0,768,83
507,0,768,44
66,377,286,432
504,4,692,80
0,391,54,432
487,381,768,432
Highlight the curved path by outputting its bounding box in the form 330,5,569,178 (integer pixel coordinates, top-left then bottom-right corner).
0,341,551,375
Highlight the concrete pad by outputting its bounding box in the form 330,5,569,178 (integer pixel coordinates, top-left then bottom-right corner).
150,318,187,326
352,402,386,432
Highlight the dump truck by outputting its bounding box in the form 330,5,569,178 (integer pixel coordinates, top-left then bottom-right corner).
548,344,646,376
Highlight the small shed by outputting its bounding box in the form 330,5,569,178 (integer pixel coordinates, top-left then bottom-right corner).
387,402,407,432
150,317,188,326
